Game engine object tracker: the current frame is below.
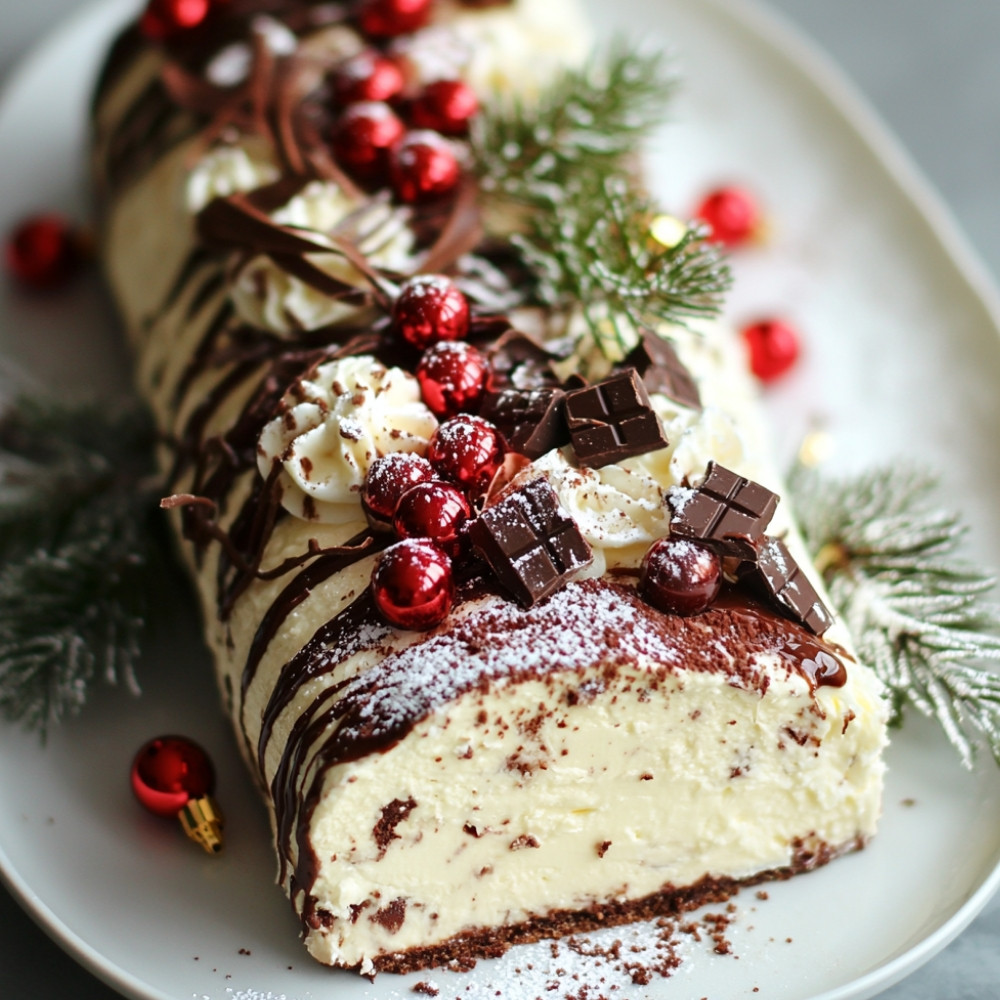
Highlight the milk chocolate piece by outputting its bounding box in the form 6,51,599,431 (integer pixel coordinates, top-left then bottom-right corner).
479,387,569,459
667,461,778,560
624,331,701,410
564,369,668,468
741,536,833,636
467,478,593,607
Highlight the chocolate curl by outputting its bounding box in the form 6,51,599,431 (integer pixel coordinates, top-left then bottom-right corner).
415,177,485,277
198,193,332,256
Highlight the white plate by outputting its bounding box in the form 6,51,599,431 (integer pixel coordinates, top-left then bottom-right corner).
3,1,1000,998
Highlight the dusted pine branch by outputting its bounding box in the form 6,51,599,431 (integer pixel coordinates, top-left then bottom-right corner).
0,397,167,737
788,461,1000,768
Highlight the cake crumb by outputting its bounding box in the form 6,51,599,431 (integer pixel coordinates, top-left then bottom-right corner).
412,981,440,996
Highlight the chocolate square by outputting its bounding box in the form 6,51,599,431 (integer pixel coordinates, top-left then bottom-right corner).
741,536,833,636
467,478,593,607
624,330,701,410
564,368,668,468
478,387,569,459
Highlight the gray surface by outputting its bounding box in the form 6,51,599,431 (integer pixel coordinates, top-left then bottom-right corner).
1,1,999,998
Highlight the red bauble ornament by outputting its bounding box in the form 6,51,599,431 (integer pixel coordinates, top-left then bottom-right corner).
361,452,436,526
695,186,760,248
417,341,488,417
372,538,454,630
358,0,432,38
331,102,405,184
389,130,461,204
333,51,405,105
4,214,81,289
392,274,470,350
410,79,479,136
131,735,224,854
639,537,721,616
140,0,213,40
427,414,506,498
393,480,471,553
741,317,801,382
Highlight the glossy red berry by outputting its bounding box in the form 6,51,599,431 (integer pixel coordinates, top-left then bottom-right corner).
393,480,471,554
393,274,470,350
372,539,454,630
4,214,82,289
140,0,213,39
741,318,801,382
389,130,461,204
361,452,436,526
130,735,215,818
417,341,488,417
331,102,405,184
410,79,479,136
695,186,760,248
332,51,405,105
639,537,721,616
358,0,432,38
427,414,505,498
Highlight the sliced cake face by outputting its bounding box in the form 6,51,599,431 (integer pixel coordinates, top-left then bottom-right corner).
91,0,889,977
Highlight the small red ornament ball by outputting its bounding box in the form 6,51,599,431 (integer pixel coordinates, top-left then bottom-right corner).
372,538,454,630
417,341,488,417
639,537,722,617
361,452,436,525
741,317,801,382
333,51,405,105
331,102,405,184
131,735,215,819
695,186,760,248
4,214,81,289
393,274,470,350
393,480,471,554
358,0,432,38
389,130,461,204
427,414,505,498
140,0,213,40
410,80,479,136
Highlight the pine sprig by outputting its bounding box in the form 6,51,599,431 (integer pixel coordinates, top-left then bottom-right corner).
788,461,1000,767
0,397,168,737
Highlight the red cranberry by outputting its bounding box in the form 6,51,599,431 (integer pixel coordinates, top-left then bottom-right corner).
417,341,488,417
140,0,213,39
389,130,461,204
361,452,436,526
358,0,432,38
4,214,82,289
332,51,405,105
695,186,760,248
392,274,470,350
393,480,471,554
427,414,505,498
331,102,405,184
372,539,454,630
639,537,721,616
741,318,801,382
410,79,479,136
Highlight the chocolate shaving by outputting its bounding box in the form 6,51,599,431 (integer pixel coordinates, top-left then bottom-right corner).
415,177,485,277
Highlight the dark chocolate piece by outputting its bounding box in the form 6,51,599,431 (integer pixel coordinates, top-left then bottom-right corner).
667,461,778,560
486,329,562,391
740,536,834,636
479,387,569,459
466,478,592,607
624,330,701,410
563,368,668,468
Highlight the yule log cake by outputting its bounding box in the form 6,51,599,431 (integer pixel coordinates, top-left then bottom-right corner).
91,0,889,976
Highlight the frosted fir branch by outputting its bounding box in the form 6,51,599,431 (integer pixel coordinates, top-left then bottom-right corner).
789,461,1000,767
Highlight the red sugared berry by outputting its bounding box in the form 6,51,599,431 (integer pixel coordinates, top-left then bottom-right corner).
389,130,461,204
393,480,471,554
332,51,405,105
410,79,479,136
358,0,432,38
140,0,213,39
427,414,505,498
331,102,405,184
417,341,488,417
4,214,81,289
361,452,436,526
695,186,760,248
639,537,721,616
372,538,454,630
741,318,801,382
392,274,470,350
